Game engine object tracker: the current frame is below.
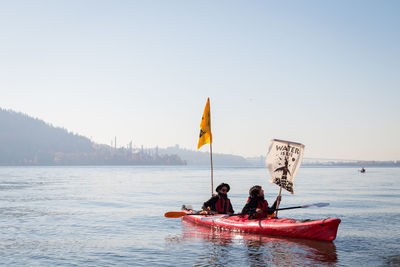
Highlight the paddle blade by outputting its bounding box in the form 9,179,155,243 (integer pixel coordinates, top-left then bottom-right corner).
164,211,187,218
303,202,329,208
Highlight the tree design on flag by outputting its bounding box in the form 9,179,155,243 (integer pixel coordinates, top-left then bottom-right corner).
273,154,294,193
266,139,305,194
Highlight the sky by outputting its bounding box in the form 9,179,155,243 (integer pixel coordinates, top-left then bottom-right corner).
1,1,399,161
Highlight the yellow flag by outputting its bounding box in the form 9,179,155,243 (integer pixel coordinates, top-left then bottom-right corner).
197,98,212,149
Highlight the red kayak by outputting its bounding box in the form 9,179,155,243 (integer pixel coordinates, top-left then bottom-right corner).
181,210,341,241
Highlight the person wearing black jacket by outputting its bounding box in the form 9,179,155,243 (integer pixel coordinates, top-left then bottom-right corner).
241,185,281,219
202,183,234,214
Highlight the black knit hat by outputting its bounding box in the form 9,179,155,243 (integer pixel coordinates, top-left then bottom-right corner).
216,183,230,192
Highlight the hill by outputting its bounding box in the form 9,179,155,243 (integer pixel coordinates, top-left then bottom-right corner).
0,108,94,164
159,145,251,166
0,108,185,165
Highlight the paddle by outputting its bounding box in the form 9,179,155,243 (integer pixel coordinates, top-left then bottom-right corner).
165,202,329,219
164,211,206,218
200,202,329,221
165,211,191,218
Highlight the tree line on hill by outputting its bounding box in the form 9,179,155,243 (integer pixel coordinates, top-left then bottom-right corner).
0,108,185,165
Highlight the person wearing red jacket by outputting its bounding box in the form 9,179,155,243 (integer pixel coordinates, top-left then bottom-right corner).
202,183,234,214
241,185,281,219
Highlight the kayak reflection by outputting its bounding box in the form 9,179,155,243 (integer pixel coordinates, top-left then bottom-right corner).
181,220,337,266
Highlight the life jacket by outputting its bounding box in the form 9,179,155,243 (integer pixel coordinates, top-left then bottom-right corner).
215,197,230,214
248,198,274,219
257,199,269,211
246,197,268,211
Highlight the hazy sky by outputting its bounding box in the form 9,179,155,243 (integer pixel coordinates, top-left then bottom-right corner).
1,1,399,161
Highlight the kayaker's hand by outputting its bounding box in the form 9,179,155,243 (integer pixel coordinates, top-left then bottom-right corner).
256,208,262,213
202,206,210,212
204,207,217,215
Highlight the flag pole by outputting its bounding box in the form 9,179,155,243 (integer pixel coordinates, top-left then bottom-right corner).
275,186,282,217
275,149,289,218
209,142,214,196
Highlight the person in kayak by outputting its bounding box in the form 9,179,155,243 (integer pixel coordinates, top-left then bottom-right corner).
241,185,281,219
202,183,234,214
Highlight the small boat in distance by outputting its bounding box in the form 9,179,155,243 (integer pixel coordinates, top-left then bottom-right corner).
360,168,366,173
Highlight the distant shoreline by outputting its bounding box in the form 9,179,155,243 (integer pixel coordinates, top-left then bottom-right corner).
0,163,398,168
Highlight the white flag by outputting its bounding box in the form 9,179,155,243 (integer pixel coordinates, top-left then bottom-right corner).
266,139,305,194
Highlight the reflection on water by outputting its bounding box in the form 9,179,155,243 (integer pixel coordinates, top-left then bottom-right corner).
177,220,337,266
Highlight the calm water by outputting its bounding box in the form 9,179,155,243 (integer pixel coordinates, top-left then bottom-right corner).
0,166,399,266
